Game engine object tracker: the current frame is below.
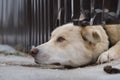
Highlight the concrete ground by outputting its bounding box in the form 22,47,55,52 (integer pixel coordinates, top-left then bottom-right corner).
0,54,120,80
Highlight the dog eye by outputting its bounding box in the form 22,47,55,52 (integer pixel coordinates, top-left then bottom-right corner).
57,37,65,42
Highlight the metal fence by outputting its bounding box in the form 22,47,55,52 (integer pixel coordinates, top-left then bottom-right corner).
0,0,120,52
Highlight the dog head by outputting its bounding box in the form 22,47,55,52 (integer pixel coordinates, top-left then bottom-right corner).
30,23,109,67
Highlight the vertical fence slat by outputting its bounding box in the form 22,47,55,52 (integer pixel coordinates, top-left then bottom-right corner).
73,0,80,19
47,0,51,40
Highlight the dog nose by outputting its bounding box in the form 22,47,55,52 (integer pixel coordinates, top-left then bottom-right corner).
30,48,39,57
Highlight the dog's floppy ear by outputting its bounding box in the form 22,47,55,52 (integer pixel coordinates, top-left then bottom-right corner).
81,28,101,44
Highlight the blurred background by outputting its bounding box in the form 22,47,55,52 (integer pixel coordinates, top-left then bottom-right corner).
0,0,119,52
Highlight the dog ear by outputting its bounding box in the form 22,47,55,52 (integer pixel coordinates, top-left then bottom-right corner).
81,28,101,44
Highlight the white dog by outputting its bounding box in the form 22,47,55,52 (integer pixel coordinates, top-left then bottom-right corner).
30,23,120,67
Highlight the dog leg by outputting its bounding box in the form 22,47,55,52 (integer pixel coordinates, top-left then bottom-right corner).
97,41,120,64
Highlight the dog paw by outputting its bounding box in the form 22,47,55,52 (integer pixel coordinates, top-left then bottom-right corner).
97,51,114,64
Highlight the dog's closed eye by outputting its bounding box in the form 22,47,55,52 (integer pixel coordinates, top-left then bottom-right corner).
57,37,65,42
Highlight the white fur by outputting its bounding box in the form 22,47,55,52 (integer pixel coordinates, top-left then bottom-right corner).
31,23,110,67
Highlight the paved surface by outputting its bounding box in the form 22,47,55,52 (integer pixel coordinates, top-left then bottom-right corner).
0,54,120,80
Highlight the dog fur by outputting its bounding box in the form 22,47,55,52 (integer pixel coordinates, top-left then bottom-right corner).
30,23,120,67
